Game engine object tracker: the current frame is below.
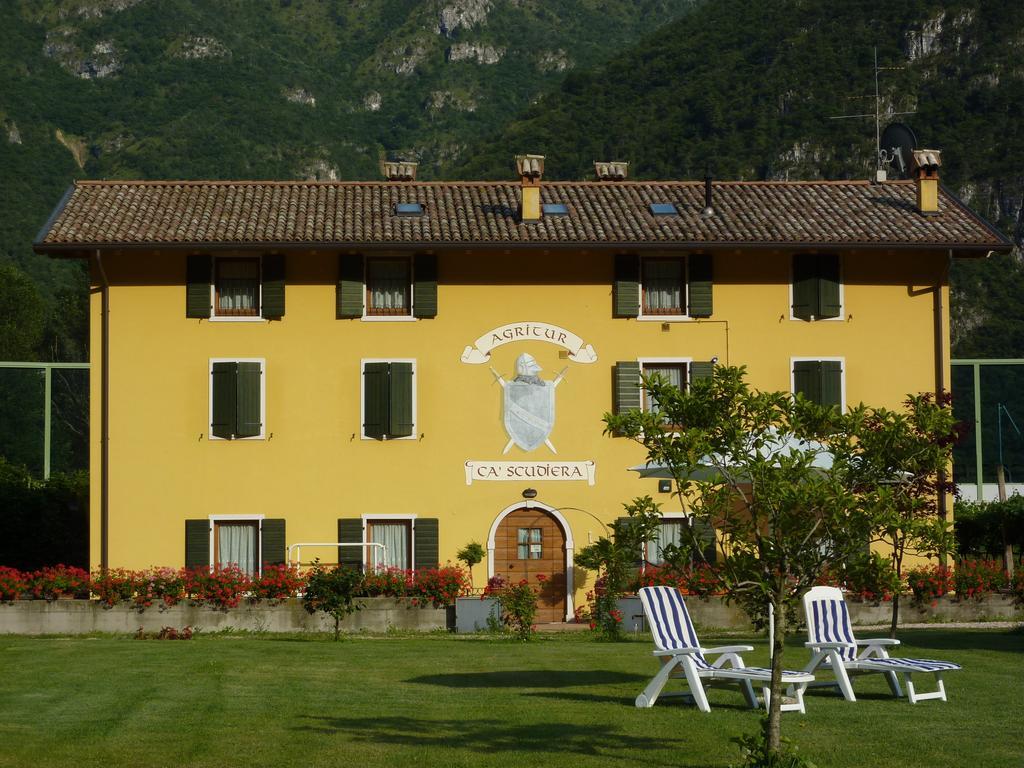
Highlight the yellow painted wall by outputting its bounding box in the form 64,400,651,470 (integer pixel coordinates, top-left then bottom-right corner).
88,247,951,608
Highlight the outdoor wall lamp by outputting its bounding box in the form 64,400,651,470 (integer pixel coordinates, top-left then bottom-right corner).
522,488,538,499
658,480,672,493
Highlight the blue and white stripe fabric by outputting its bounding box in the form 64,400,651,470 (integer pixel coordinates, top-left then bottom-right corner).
639,586,713,669
858,658,961,672
808,598,857,660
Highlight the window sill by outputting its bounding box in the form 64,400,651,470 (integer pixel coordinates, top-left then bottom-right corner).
637,314,690,322
208,435,266,441
788,316,845,323
360,434,417,441
209,316,267,323
361,315,418,322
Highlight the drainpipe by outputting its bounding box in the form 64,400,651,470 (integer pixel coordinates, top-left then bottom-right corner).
94,250,110,572
935,250,953,565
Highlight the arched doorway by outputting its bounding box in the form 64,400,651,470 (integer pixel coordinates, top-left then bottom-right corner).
491,505,569,623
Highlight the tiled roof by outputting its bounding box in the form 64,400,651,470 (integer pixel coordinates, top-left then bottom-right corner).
34,179,1012,251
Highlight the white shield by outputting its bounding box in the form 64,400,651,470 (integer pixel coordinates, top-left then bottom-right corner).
503,380,555,452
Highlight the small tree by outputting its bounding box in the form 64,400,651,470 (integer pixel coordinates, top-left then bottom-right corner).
574,496,662,639
302,563,364,640
606,366,869,756
456,541,486,588
848,393,958,637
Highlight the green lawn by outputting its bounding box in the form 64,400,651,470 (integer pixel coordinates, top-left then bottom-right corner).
0,629,1021,767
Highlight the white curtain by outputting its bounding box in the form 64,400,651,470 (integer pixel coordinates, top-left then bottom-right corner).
218,523,257,575
217,260,258,313
371,522,409,569
642,259,683,313
369,260,409,314
650,520,685,565
643,364,685,414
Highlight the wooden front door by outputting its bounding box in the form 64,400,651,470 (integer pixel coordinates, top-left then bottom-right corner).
495,507,567,623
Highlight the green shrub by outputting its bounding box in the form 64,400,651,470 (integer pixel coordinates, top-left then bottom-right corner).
302,563,364,640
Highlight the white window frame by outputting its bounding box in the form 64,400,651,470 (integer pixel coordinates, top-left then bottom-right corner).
787,253,845,322
361,513,418,570
638,254,689,322
359,358,417,441
362,255,417,322
790,356,846,411
209,255,266,323
645,512,693,566
208,514,266,576
208,357,267,441
638,357,692,413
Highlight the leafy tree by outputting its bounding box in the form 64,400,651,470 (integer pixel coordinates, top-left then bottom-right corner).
455,541,485,588
0,262,45,361
606,366,869,755
848,393,959,637
301,562,363,640
574,496,662,639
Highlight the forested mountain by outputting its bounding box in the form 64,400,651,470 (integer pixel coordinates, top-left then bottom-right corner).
450,0,1024,358
2,0,1023,367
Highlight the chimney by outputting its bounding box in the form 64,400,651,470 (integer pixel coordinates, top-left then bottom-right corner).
702,172,714,217
515,154,544,221
911,149,941,215
594,161,628,181
382,160,418,181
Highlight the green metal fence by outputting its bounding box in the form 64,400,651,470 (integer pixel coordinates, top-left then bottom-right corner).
951,359,1024,500
0,362,89,479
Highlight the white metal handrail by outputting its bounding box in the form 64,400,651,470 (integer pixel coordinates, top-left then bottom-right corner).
286,542,386,568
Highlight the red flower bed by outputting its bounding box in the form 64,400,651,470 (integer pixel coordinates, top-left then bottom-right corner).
0,566,29,602
29,564,90,600
250,564,306,604
954,558,1008,601
183,565,252,609
905,564,954,606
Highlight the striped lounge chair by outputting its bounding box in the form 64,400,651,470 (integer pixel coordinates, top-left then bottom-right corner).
636,586,814,713
802,585,961,704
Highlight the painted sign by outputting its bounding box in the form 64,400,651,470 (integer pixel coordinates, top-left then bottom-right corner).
465,461,596,486
461,322,598,365
494,354,564,453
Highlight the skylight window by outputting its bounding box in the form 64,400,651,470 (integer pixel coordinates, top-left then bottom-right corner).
394,202,424,217
649,203,678,216
542,203,569,216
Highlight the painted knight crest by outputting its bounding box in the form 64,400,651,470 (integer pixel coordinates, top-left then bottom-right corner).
492,353,566,454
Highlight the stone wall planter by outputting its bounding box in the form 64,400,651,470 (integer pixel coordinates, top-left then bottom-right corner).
0,597,448,636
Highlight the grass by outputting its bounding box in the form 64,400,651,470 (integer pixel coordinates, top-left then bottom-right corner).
0,628,1021,767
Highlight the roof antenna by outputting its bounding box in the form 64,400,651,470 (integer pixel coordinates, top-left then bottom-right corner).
701,165,714,218
829,46,916,181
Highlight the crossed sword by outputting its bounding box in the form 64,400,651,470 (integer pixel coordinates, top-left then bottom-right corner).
491,366,568,455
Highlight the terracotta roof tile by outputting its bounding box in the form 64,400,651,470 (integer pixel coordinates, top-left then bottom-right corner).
35,179,1011,251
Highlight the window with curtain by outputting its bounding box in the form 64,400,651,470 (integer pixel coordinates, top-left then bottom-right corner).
641,362,688,415
517,528,542,560
215,258,260,316
641,257,685,315
215,521,259,575
648,519,686,566
366,258,411,316
367,520,411,569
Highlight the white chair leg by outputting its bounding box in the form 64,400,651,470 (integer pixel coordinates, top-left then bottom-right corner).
739,678,759,709
829,652,857,702
936,673,947,702
904,673,917,704
681,662,711,713
635,658,678,708
884,671,903,698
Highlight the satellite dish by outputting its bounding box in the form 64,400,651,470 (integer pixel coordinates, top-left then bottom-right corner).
879,123,918,179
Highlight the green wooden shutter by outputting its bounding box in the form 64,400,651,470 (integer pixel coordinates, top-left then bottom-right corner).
185,519,210,569
689,361,715,385
793,360,822,404
413,518,439,571
687,253,713,317
791,254,816,321
337,255,365,318
691,518,717,564
337,518,363,568
389,362,414,438
211,362,238,439
817,254,841,319
363,362,391,439
613,362,642,415
613,253,640,317
261,519,286,567
412,254,438,318
820,360,843,408
235,362,263,438
261,253,286,318
186,254,212,318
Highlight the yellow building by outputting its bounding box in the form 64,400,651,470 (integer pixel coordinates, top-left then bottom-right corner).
34,157,1011,622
